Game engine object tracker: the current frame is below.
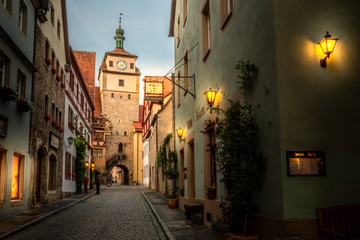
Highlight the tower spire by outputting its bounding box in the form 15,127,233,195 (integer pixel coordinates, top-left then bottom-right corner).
114,13,125,49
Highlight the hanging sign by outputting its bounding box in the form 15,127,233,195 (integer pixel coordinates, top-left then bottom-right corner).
145,82,163,95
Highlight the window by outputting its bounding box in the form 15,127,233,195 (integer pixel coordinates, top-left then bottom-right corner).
201,0,211,60
50,3,54,25
57,20,60,39
0,151,5,202
65,153,71,180
72,156,75,181
18,1,28,36
48,155,56,190
118,143,123,153
45,40,50,63
59,111,62,126
52,103,55,119
70,71,74,91
124,131,127,136
68,106,73,125
177,72,181,107
51,51,56,70
93,149,103,157
45,95,49,114
220,0,233,29
183,51,188,93
0,51,10,87
1,0,12,16
17,69,26,99
111,93,114,98
183,0,187,26
177,15,181,47
94,132,103,141
109,61,113,67
11,155,24,199
119,79,124,86
55,107,58,123
130,63,134,69
128,94,131,99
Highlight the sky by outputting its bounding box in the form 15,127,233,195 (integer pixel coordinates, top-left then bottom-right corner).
66,0,174,103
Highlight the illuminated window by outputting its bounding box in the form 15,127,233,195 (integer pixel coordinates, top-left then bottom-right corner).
11,155,23,199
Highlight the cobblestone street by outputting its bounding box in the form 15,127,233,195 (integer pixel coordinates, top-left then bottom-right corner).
7,186,166,240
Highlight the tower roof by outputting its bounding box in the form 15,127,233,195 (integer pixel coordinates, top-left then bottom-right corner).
114,13,125,49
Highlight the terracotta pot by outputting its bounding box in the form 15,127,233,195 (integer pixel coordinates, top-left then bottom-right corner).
230,233,259,240
167,198,178,208
207,192,216,199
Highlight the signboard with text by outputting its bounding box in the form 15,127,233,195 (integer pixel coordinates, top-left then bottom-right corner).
145,82,163,95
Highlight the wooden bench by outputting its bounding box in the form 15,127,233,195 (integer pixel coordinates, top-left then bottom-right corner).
317,204,360,240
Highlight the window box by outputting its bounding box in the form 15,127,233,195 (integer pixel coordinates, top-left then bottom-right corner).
56,75,61,82
51,67,57,75
45,56,52,66
0,86,19,102
16,99,35,112
44,113,51,121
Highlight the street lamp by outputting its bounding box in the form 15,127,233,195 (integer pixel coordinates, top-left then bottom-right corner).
85,161,89,167
65,137,74,149
204,88,218,113
318,31,339,68
91,163,95,171
176,127,185,143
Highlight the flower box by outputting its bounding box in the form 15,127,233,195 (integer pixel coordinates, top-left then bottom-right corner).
45,56,52,66
0,86,19,102
58,126,64,133
56,75,61,82
68,121,75,129
207,192,216,200
44,113,51,121
16,99,35,112
51,67,57,75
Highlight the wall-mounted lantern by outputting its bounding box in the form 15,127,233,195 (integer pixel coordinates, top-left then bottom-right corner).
176,127,185,143
85,161,89,167
91,163,95,171
65,137,74,149
183,167,187,179
318,31,339,68
204,88,218,113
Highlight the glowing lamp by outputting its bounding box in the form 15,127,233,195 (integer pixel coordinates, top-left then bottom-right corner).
183,167,187,179
204,88,217,108
318,31,339,68
176,127,185,143
91,163,95,168
85,162,89,167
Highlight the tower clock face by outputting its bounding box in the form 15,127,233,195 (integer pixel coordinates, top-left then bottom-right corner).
116,60,127,70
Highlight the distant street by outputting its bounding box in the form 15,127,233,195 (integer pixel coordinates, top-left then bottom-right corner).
7,186,166,240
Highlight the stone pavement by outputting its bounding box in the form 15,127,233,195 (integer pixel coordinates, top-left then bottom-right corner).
140,188,220,240
0,185,220,240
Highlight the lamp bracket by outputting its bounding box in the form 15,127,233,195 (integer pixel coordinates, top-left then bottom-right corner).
320,56,328,68
165,74,196,99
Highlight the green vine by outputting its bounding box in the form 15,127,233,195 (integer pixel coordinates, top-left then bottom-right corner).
74,137,86,193
156,133,172,167
236,59,258,90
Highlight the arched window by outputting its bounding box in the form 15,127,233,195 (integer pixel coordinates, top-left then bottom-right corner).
48,155,57,190
118,143,123,153
51,103,55,120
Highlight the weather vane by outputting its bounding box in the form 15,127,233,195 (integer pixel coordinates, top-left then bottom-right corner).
119,13,123,27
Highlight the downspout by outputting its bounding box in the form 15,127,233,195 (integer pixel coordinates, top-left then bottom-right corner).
155,115,159,191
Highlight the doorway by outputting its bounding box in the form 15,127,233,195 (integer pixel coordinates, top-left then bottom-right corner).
36,150,43,202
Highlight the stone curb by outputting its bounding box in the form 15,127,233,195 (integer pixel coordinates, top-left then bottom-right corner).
0,191,96,240
141,192,175,240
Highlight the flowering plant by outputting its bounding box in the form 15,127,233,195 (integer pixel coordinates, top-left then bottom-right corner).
45,56,52,65
56,75,61,82
60,83,65,89
68,121,75,129
16,98,35,112
205,183,216,193
51,67,57,75
0,86,19,102
180,186,184,193
58,126,64,133
44,113,51,121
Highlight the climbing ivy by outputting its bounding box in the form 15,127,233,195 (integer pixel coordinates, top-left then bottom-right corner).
74,137,86,193
156,133,172,167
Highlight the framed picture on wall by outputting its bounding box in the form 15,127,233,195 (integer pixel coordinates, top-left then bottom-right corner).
287,151,326,176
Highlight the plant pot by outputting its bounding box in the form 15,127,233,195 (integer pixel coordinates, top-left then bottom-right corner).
230,233,259,240
167,198,178,208
180,192,184,196
207,192,216,199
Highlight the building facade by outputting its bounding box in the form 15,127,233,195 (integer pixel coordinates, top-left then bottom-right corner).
27,0,70,207
62,48,94,196
169,0,360,239
98,16,141,185
0,0,38,220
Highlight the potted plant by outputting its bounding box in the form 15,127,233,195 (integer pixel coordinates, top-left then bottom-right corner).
157,133,179,208
205,183,216,199
16,98,35,112
0,86,19,102
205,60,266,239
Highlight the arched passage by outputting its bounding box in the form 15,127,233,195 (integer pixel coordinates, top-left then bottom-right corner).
110,165,129,185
